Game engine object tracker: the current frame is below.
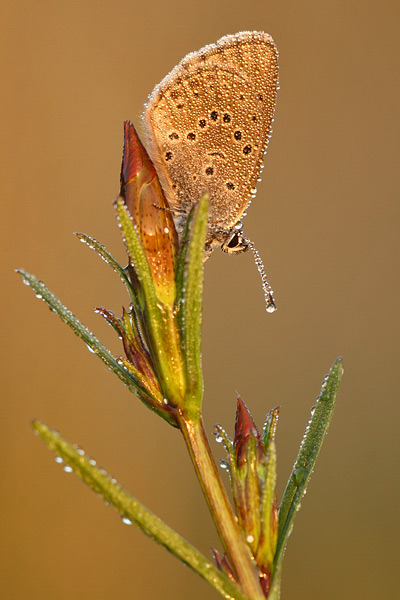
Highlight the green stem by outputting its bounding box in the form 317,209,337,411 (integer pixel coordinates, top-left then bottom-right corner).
178,414,265,600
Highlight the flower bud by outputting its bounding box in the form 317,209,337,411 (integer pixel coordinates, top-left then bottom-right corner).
216,397,280,596
119,121,178,305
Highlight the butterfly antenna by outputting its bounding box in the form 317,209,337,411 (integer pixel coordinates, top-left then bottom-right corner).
246,239,277,313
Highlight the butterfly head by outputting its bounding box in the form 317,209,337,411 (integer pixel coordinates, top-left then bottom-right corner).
220,226,250,255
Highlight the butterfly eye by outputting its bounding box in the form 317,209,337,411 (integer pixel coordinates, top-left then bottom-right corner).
221,231,249,254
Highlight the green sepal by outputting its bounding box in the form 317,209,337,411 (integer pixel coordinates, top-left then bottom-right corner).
257,433,277,568
116,356,162,404
17,269,177,427
262,407,279,452
214,425,236,467
257,406,279,568
174,203,195,304
176,196,208,417
94,306,125,338
32,421,248,600
115,198,185,406
115,198,159,311
270,357,343,595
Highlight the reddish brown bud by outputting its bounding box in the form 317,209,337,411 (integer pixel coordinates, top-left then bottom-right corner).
234,394,262,467
211,548,237,584
120,121,178,304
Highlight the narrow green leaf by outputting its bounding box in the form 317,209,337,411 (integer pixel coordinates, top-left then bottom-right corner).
271,357,343,592
75,232,136,301
179,196,208,414
32,421,247,600
17,269,178,427
17,270,144,396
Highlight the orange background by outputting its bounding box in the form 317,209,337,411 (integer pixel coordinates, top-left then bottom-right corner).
2,1,398,599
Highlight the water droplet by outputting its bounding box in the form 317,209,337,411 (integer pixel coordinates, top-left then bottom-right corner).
63,465,73,473
121,517,132,525
55,456,63,464
246,535,254,544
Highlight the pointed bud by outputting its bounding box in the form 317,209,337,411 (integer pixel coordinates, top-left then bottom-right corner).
220,397,280,596
255,407,279,594
234,394,266,468
232,396,265,557
211,548,237,584
119,121,178,305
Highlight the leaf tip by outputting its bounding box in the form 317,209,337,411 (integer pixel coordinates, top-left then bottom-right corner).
31,419,47,438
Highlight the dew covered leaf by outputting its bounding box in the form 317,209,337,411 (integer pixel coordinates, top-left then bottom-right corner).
32,421,247,600
270,357,343,595
75,232,137,303
16,269,174,415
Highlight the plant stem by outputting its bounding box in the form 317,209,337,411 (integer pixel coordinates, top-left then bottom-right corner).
178,413,265,600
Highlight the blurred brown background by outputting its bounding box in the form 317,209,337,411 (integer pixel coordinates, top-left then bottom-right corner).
1,1,398,598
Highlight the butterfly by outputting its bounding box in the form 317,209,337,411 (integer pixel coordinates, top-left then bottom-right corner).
143,31,279,311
